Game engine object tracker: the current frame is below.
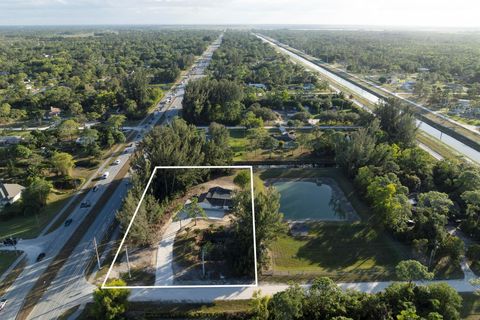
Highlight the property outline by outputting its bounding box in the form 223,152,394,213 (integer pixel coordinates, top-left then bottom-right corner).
102,165,258,289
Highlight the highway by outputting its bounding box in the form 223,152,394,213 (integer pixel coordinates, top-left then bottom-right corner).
255,34,480,164
21,34,222,320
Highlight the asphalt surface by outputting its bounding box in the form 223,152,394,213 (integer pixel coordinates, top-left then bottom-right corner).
4,35,222,320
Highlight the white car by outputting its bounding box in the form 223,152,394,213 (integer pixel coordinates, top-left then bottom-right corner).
113,159,121,165
101,172,110,179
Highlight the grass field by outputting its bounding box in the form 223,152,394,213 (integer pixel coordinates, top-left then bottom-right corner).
229,128,315,161
0,189,77,239
268,222,408,282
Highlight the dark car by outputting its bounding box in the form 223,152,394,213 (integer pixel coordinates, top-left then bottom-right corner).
93,185,99,192
80,201,91,208
36,253,45,262
64,219,73,227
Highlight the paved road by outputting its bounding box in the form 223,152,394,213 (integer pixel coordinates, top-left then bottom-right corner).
15,35,222,320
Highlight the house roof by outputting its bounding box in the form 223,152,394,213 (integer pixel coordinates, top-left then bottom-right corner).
0,183,25,200
205,186,232,201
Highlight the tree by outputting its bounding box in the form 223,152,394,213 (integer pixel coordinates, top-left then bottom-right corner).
92,279,130,320
57,119,79,141
22,177,53,212
107,114,126,129
233,170,251,190
334,120,380,177
185,197,207,226
366,173,412,232
51,152,75,177
251,290,270,320
462,190,480,223
14,144,32,159
204,122,232,166
375,98,418,147
230,188,287,274
395,260,433,284
269,283,305,320
242,111,264,128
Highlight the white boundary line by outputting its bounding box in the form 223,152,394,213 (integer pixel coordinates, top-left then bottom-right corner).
102,165,258,289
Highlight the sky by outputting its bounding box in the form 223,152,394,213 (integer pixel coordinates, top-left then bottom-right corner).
1,0,480,28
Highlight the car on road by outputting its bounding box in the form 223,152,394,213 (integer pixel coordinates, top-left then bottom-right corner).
64,219,73,227
0,299,6,312
101,172,109,179
113,159,121,165
80,200,91,208
36,253,45,262
93,185,99,192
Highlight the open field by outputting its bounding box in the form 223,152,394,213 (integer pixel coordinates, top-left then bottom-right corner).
229,129,316,162
0,189,77,239
268,222,408,282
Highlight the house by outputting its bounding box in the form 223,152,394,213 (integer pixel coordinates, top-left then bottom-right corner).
303,83,315,91
275,126,296,142
0,183,25,206
0,136,23,145
199,186,233,210
248,83,267,90
401,81,416,92
49,107,61,118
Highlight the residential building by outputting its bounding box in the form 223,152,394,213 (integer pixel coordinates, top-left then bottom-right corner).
0,183,25,206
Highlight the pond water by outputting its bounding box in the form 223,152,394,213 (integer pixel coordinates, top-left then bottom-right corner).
272,180,358,221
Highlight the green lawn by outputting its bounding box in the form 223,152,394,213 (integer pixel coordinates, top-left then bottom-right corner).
0,189,75,239
0,250,20,276
269,222,409,282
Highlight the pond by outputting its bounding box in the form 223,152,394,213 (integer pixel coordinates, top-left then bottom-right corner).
271,178,359,221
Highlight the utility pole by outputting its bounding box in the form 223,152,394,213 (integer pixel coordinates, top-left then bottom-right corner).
93,237,101,269
125,245,131,279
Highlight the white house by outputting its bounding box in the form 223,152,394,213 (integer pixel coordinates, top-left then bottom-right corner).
0,183,25,206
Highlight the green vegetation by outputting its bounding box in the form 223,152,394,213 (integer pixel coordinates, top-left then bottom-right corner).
262,29,480,119
0,29,216,123
92,279,130,320
0,250,19,275
269,223,408,282
252,277,463,320
183,32,366,128
116,118,233,246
